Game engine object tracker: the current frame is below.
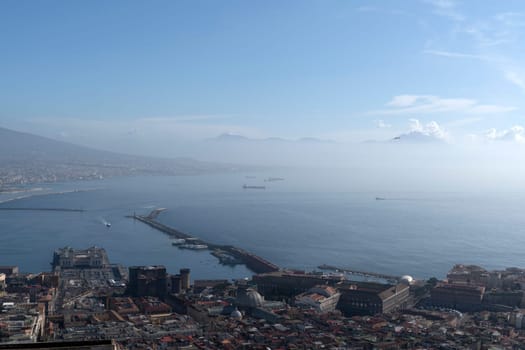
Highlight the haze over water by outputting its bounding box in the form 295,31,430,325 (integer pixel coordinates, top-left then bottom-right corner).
1,170,525,280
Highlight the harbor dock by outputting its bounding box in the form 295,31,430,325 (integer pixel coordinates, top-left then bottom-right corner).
130,212,279,274
318,264,400,283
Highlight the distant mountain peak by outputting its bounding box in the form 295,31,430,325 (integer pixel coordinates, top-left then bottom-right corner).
297,137,333,144
214,133,251,142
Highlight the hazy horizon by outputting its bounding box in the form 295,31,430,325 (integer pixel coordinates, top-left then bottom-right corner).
3,124,525,194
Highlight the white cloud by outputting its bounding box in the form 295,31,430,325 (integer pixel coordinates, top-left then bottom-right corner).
387,95,423,108
408,118,423,131
463,23,513,48
424,0,525,111
392,119,449,143
423,49,489,61
409,119,448,139
503,69,525,91
485,126,525,143
373,95,515,115
423,1,525,94
375,120,391,128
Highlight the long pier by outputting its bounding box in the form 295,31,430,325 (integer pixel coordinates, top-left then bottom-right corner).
130,213,279,274
318,264,400,283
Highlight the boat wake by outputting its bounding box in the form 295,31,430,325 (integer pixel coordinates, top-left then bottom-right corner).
99,217,112,227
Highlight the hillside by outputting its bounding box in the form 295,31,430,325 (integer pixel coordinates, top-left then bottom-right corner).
0,127,238,186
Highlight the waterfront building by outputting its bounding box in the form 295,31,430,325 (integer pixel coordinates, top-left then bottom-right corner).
337,282,410,316
52,247,109,269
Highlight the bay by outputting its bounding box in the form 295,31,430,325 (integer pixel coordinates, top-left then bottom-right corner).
1,170,525,280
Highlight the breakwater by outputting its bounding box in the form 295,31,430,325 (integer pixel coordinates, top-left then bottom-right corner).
130,213,279,274
0,207,84,212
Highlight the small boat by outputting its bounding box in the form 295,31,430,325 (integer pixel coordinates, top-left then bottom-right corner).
105,222,112,227
375,197,386,201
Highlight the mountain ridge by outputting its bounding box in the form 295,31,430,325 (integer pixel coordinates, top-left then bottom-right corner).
208,133,334,144
0,126,242,186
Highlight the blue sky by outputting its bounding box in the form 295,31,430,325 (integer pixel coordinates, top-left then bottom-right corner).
1,0,525,148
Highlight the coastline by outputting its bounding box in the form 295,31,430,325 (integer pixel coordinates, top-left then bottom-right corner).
0,188,101,205
0,186,46,194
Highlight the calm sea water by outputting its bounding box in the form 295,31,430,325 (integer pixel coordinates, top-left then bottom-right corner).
1,171,525,280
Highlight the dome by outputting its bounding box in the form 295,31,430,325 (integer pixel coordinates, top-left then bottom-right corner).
235,287,264,308
230,308,243,320
400,275,414,285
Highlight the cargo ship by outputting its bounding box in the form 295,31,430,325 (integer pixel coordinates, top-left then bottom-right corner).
264,177,284,182
243,184,266,190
